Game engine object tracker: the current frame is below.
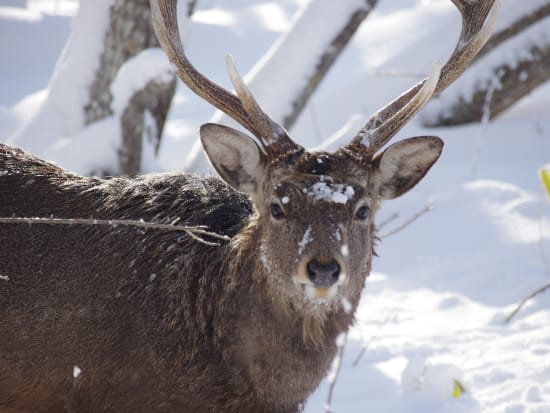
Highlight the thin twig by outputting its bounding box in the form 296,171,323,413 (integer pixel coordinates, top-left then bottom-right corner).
367,68,426,79
380,200,434,239
537,190,550,278
471,78,496,178
352,317,392,367
377,212,399,230
0,217,231,246
325,332,348,413
505,282,550,323
505,191,550,323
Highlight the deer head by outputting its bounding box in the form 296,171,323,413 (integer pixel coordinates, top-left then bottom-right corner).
150,0,498,309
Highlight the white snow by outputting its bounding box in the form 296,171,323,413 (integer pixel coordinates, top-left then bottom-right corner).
298,225,313,255
1,1,550,412
341,297,352,314
307,181,355,204
111,48,173,115
43,116,119,175
5,4,173,175
259,243,272,272
13,0,114,156
341,245,349,258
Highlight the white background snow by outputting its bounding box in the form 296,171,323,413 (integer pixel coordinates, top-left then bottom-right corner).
1,1,549,412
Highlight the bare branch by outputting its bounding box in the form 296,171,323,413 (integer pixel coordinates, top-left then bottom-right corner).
352,317,392,367
0,217,231,246
505,191,550,323
325,332,348,413
505,282,550,323
377,212,399,230
476,2,550,61
380,200,434,239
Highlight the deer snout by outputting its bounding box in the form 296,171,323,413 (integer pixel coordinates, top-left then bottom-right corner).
306,259,340,288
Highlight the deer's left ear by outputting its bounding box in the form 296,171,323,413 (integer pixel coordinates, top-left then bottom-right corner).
373,136,443,200
200,123,267,195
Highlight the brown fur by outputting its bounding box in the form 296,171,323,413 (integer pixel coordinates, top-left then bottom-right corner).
0,144,358,412
0,134,441,412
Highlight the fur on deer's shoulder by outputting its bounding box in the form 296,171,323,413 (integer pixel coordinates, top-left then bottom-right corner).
0,143,343,412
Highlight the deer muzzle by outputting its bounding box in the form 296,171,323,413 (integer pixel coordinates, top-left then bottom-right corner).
306,258,340,288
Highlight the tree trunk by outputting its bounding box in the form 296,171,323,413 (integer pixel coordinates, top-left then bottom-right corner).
14,0,187,175
82,0,197,175
81,0,185,176
282,0,377,129
119,76,177,176
84,0,165,125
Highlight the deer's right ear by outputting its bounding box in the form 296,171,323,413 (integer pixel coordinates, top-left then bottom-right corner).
200,123,267,195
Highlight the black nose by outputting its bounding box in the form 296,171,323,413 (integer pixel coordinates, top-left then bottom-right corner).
306,259,340,287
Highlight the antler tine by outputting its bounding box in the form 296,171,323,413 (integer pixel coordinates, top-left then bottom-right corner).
150,0,302,159
150,0,252,132
225,55,303,157
341,0,499,161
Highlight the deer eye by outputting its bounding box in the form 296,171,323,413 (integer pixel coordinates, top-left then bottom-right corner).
270,203,286,219
355,205,370,220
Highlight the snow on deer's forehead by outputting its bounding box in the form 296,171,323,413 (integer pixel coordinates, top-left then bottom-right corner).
275,175,358,206
304,179,355,204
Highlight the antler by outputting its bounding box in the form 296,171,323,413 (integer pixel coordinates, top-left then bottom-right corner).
150,0,303,158
340,0,499,161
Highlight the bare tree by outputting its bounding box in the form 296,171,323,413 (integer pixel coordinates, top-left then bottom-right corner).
14,0,199,176
424,2,550,126
86,0,183,176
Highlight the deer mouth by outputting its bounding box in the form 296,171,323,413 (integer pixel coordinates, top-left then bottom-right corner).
295,281,341,302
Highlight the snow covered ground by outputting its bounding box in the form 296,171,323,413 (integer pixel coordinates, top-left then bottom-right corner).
1,1,549,412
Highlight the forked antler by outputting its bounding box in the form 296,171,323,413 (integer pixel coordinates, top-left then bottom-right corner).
150,0,303,159
340,0,499,161
151,0,498,165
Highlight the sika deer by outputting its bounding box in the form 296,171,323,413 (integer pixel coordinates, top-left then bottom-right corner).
0,0,498,411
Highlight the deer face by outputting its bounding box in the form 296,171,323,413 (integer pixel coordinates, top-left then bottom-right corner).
257,153,374,306
201,123,442,307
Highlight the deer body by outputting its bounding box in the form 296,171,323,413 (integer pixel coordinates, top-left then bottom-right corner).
0,0,498,411
0,145,348,412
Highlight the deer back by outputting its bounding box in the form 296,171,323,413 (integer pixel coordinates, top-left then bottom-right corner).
0,144,264,412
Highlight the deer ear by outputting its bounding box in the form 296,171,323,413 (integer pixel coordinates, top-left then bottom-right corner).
373,136,443,200
200,123,267,195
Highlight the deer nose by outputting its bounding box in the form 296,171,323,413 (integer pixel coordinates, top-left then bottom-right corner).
306,259,340,288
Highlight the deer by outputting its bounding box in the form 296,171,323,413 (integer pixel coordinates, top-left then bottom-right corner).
0,0,497,411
